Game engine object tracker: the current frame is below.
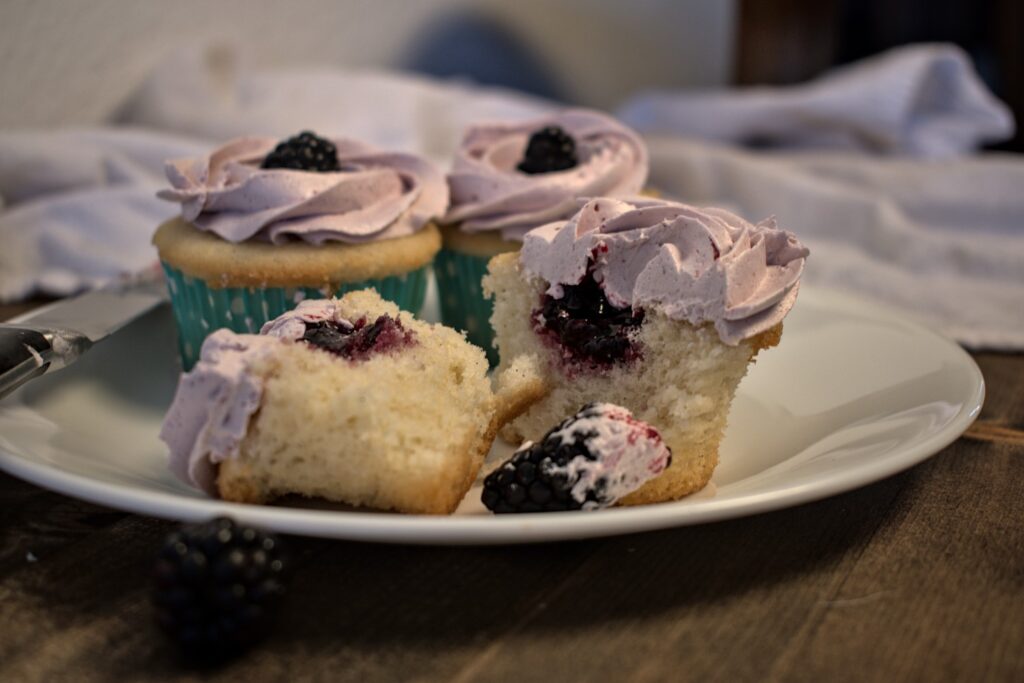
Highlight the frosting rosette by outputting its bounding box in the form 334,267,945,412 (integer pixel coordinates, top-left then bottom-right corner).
158,136,448,245
521,197,810,345
444,109,648,241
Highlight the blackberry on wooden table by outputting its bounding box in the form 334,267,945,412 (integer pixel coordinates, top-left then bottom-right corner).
152,517,288,659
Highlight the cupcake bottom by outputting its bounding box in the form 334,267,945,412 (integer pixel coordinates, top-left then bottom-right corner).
154,217,440,369
435,224,520,365
162,262,430,369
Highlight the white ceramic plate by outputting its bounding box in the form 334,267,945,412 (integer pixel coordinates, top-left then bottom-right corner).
0,288,983,545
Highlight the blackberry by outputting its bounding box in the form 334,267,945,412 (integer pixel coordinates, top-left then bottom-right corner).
517,125,578,174
482,406,610,514
482,441,588,514
534,269,644,367
152,517,288,659
482,403,672,514
261,131,341,172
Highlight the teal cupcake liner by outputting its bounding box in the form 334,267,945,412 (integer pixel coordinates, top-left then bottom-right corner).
162,262,430,370
434,248,498,365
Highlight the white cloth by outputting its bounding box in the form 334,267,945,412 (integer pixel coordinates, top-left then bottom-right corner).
646,137,1024,349
1,45,1022,349
0,129,205,300
618,44,1014,159
115,45,552,164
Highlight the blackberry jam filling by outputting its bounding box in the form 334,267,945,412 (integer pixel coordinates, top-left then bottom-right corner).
301,315,415,361
533,271,644,367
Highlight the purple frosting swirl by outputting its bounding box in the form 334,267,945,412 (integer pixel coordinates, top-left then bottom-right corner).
445,109,648,241
158,136,448,245
521,197,809,345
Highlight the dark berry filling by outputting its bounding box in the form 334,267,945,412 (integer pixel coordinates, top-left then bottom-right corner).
301,315,415,361
533,270,644,368
152,517,288,659
517,125,578,174
261,131,341,172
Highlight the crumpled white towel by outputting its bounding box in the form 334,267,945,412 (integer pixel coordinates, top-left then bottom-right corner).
618,44,1015,158
645,137,1024,349
0,129,204,301
115,45,552,163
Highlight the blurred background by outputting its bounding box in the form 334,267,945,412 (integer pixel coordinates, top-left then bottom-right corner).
2,0,1020,149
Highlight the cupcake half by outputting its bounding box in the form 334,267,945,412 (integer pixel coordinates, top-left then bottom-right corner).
160,289,546,514
484,197,809,504
437,109,648,363
154,132,446,369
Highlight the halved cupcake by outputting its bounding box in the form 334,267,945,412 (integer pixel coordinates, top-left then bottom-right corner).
484,197,809,504
160,289,546,514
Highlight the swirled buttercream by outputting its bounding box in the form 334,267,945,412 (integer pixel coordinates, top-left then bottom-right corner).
520,197,809,345
445,109,648,241
159,136,448,245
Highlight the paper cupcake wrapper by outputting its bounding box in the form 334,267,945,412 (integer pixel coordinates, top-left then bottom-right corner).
161,262,429,370
434,249,498,365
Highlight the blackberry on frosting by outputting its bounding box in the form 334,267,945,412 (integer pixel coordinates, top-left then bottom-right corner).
517,125,578,174
443,109,649,240
261,131,341,172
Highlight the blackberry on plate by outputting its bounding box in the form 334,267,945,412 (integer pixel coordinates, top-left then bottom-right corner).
152,517,288,659
517,125,578,174
261,131,341,172
482,403,672,514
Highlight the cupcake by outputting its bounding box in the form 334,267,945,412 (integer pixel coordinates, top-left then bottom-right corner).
484,197,809,504
159,289,546,514
437,109,648,364
154,131,446,369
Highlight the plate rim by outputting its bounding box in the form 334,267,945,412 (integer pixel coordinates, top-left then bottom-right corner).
0,288,985,545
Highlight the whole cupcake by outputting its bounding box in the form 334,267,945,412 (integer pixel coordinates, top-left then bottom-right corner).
437,109,648,364
154,131,447,369
484,196,809,504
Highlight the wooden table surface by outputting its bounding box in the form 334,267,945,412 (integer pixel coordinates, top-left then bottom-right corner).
1,301,1022,682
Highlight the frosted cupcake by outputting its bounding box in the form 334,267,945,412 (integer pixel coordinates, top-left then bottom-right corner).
484,196,809,504
437,110,648,363
154,131,446,369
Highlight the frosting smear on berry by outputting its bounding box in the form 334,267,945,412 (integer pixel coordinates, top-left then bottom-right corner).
481,403,671,513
